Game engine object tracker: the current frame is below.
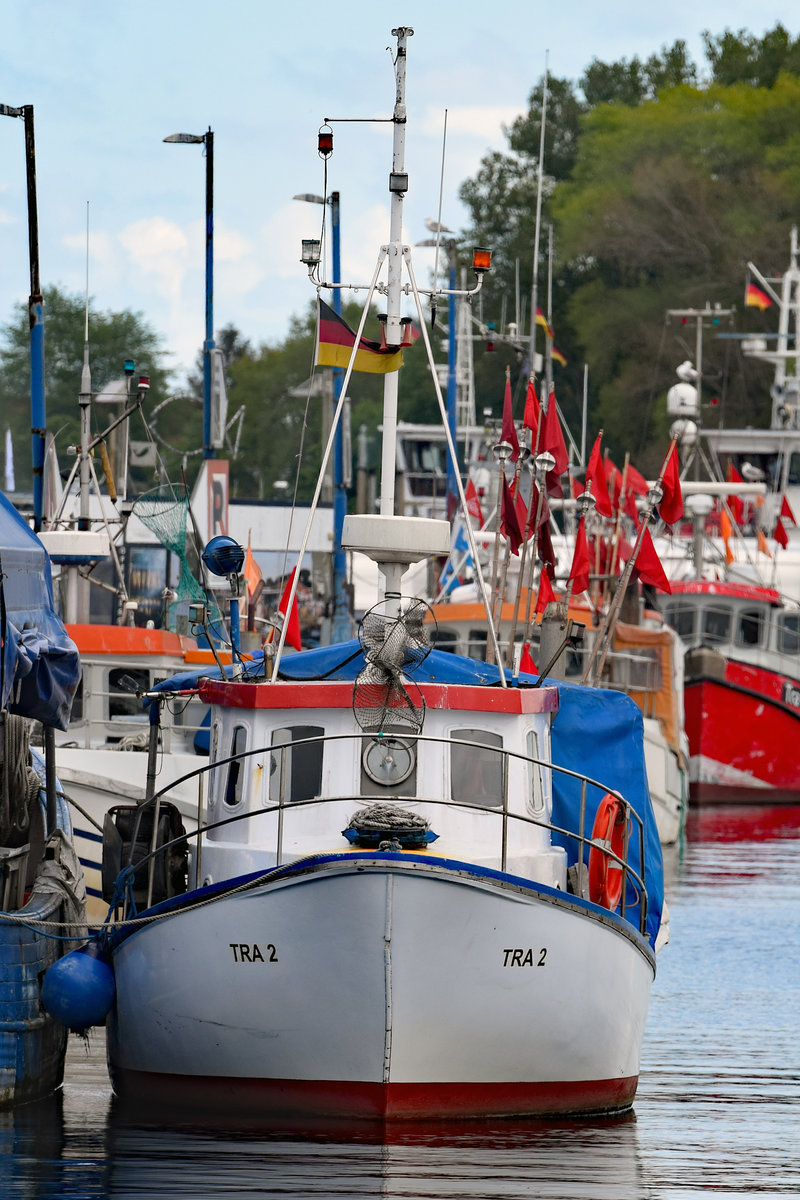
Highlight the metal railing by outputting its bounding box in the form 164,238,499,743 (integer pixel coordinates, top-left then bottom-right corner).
108,732,650,937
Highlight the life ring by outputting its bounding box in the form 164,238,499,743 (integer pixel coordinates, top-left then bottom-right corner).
588,793,626,910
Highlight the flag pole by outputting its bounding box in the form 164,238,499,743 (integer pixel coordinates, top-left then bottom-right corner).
583,436,678,687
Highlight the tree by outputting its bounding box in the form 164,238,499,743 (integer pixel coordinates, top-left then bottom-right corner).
0,286,170,492
552,75,800,464
703,24,800,88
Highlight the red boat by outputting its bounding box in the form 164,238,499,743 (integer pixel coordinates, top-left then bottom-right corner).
661,579,800,803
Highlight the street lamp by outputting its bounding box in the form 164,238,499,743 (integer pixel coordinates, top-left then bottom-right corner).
164,129,215,458
1,103,45,530
293,191,352,642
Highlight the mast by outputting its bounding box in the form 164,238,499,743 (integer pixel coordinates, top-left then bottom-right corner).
377,27,412,519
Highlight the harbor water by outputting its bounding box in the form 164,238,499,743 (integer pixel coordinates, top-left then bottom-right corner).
2,804,798,1199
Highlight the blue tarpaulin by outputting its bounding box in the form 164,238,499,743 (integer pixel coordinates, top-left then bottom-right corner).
151,638,664,947
0,490,81,730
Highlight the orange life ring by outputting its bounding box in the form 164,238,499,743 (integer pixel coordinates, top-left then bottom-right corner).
588,793,626,910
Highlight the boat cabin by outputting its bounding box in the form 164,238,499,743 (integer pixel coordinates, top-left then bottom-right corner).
194,676,566,893
660,581,800,674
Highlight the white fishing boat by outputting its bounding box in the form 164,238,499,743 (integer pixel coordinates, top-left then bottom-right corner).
45,27,665,1121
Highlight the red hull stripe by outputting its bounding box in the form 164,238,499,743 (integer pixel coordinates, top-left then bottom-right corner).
200,678,559,715
110,1068,639,1120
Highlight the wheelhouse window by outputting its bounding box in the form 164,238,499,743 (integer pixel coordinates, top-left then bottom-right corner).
777,612,800,655
433,629,458,654
69,676,84,723
701,605,732,645
108,667,150,717
451,730,504,809
466,629,488,661
735,608,765,648
662,603,697,642
269,726,324,806
526,730,547,814
224,724,248,807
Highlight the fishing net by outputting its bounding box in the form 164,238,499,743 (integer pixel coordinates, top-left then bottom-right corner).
131,484,220,629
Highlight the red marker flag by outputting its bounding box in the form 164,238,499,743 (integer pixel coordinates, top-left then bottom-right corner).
500,474,524,555
465,478,484,527
585,434,613,518
568,515,590,594
278,567,303,651
535,568,556,614
634,527,672,594
501,375,520,463
726,462,745,525
780,495,797,525
541,391,569,476
523,380,540,436
659,444,683,526
519,643,538,675
774,518,789,549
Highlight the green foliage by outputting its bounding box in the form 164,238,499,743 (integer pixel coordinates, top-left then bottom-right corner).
457,22,800,470
0,286,170,492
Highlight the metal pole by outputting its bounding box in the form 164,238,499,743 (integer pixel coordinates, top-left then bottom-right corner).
23,106,45,532
330,191,351,640
446,241,458,521
203,128,215,459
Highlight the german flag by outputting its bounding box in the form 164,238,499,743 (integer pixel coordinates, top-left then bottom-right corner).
552,344,567,366
315,299,406,374
745,283,772,311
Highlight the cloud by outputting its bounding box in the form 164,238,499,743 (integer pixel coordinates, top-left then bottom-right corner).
419,104,522,142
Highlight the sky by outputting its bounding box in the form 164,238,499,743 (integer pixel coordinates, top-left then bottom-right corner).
1,1,798,391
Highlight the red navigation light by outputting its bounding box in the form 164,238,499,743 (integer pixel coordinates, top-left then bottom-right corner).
318,126,333,157
138,376,150,391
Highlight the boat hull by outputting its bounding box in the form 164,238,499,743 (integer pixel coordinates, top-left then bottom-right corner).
107,855,655,1120
0,883,70,1108
685,664,800,803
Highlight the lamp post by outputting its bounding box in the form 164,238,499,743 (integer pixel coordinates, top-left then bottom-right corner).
164,129,215,458
293,190,352,642
1,103,45,529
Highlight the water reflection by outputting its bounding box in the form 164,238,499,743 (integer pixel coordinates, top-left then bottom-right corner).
3,804,799,1199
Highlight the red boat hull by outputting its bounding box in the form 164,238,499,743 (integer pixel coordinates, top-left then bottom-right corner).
684,659,800,803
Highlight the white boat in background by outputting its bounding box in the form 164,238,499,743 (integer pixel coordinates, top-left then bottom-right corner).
44,27,666,1122
53,623,217,920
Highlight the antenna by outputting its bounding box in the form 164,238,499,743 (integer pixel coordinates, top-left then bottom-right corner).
81,202,91,400
430,108,449,327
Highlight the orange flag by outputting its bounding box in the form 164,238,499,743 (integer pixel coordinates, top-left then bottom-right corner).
757,529,772,558
243,534,263,603
720,508,735,565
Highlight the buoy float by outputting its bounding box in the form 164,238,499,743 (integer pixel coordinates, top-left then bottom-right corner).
588,792,626,910
41,940,116,1031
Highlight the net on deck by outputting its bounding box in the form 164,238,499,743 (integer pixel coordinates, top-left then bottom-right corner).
131,485,218,626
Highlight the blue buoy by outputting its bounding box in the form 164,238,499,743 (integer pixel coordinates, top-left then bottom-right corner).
41,940,116,1030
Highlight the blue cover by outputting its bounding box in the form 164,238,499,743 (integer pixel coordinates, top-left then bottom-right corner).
151,638,664,947
0,491,81,730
